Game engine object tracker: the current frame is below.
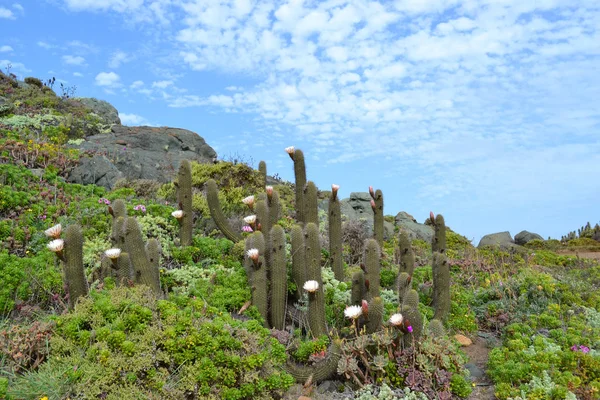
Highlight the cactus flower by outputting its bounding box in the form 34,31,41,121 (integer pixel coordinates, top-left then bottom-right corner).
44,223,62,239
47,239,64,253
105,248,122,259
344,305,363,320
171,210,184,219
246,248,259,262
331,184,339,199
361,299,369,316
370,199,376,210
285,146,295,156
407,325,413,333
303,280,319,293
389,313,403,326
242,195,255,209
369,186,375,199
266,186,273,199
243,215,257,224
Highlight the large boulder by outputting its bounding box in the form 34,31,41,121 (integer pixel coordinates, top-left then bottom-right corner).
68,125,217,188
477,231,514,248
514,230,544,245
394,211,434,243
74,98,121,125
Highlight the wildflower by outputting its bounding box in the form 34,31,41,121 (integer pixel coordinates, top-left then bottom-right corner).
44,223,62,239
303,280,319,293
171,210,184,219
242,195,255,209
133,204,146,213
266,186,273,199
246,248,259,263
47,239,64,253
105,248,122,259
243,215,257,225
389,313,403,326
344,305,362,320
98,198,111,205
285,146,295,157
361,299,369,316
241,225,253,233
407,325,413,333
331,184,339,199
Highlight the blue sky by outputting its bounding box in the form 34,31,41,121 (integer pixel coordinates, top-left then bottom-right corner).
1,0,599,244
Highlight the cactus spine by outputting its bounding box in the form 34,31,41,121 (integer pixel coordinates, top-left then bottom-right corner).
305,223,327,337
63,224,88,308
176,160,193,246
124,217,162,297
372,189,384,247
292,149,307,224
290,224,306,299
328,187,344,281
364,239,381,299
270,225,287,330
206,179,242,242
432,252,450,321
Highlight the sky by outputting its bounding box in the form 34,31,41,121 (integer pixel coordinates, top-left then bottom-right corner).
1,0,599,244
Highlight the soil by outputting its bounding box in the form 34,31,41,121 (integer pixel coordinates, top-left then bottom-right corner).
462,335,496,400
557,251,600,261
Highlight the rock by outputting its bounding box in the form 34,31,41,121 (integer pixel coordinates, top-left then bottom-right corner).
333,192,394,239
74,97,121,125
67,126,217,188
316,380,338,394
477,231,514,249
464,363,485,379
514,230,544,245
395,211,434,243
454,334,472,346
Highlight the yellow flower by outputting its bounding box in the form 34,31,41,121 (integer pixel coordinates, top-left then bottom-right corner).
40,397,49,400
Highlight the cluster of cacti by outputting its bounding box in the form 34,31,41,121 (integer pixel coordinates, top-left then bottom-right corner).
431,213,450,321
174,160,193,246
45,223,88,309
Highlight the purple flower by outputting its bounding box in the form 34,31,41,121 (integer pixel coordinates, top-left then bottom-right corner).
99,198,111,205
571,345,578,351
133,204,146,213
242,226,253,232
580,345,590,354
407,325,413,333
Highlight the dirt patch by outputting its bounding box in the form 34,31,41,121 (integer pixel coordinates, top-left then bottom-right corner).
557,251,600,261
462,335,496,400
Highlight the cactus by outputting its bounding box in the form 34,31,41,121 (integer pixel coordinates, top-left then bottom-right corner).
109,200,127,248
397,272,411,305
63,224,88,309
290,224,306,299
284,339,341,383
432,252,450,321
366,296,384,333
400,289,423,346
292,149,307,224
123,217,162,297
304,181,319,226
206,179,242,242
351,270,366,306
176,160,193,246
305,223,327,337
364,239,381,299
146,238,161,271
244,231,265,287
328,188,344,281
432,214,446,254
397,231,415,276
252,255,269,327
270,225,287,330
267,189,281,227
428,319,446,338
258,160,267,186
372,189,384,247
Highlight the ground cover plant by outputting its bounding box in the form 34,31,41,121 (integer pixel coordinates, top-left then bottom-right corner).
0,72,599,399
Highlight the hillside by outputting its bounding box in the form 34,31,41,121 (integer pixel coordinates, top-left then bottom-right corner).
1,72,599,400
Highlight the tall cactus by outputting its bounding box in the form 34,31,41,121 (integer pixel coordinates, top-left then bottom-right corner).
109,199,127,248
432,214,446,254
432,252,450,321
270,225,287,330
290,224,306,299
290,149,307,224
364,239,381,299
246,231,268,326
305,222,327,337
397,272,411,305
371,188,384,247
400,289,423,346
176,160,193,246
63,224,88,309
397,231,415,276
304,181,319,226
206,179,242,242
328,185,344,281
123,217,162,297
146,238,162,271
267,187,281,227
366,296,384,333
351,270,366,306
258,160,267,187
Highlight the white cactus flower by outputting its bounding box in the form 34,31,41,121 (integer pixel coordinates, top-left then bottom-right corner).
303,280,319,293
171,210,184,219
242,195,255,206
44,223,62,239
105,248,122,259
243,215,257,224
389,313,404,326
344,305,363,320
284,146,295,155
246,248,259,261
47,239,65,253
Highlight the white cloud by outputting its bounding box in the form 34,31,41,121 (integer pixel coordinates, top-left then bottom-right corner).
119,113,150,126
95,71,121,87
37,41,55,49
151,80,173,89
73,72,83,77
130,80,144,89
62,55,86,66
0,45,13,53
0,59,30,75
108,50,131,68
65,0,143,12
0,7,15,19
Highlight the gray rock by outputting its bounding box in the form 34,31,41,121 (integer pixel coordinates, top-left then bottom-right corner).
395,211,434,243
67,125,217,187
74,97,121,125
464,363,485,379
332,192,394,239
68,155,125,189
477,231,514,248
514,230,544,245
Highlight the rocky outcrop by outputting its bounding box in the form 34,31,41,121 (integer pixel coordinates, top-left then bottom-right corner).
477,231,514,248
514,230,544,245
67,125,217,188
74,98,121,125
395,211,434,243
